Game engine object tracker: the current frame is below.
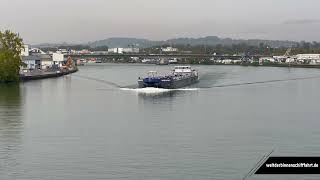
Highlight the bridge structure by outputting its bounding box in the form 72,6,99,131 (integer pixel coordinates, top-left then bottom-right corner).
67,53,269,59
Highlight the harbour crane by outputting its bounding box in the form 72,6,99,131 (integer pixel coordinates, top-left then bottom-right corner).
284,48,292,57
284,48,293,66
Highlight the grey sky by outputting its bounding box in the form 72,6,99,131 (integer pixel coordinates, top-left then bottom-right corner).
1,0,320,44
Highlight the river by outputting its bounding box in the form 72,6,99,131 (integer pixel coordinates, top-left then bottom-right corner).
1,64,320,180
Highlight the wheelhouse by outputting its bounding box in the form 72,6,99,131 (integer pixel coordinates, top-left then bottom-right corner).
174,66,192,73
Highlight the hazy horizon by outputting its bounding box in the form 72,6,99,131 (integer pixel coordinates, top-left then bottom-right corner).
1,0,320,44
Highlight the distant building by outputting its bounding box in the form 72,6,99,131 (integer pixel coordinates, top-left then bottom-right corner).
259,57,276,64
39,54,53,69
47,51,55,55
273,56,287,63
123,47,139,53
108,48,121,54
222,59,232,64
295,54,320,64
285,58,296,64
168,58,178,64
108,47,139,54
296,54,320,60
20,47,67,70
57,49,69,54
21,44,30,56
79,49,91,54
92,51,108,55
162,47,178,52
130,57,140,61
69,50,77,54
180,50,192,54
52,53,64,66
30,48,46,55
22,55,41,69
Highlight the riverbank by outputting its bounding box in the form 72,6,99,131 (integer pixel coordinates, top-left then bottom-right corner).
201,63,320,68
81,61,320,69
19,67,78,82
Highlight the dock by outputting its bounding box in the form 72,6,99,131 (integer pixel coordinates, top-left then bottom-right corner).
19,68,78,82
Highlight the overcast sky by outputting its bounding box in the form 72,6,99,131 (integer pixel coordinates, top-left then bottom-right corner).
1,0,320,44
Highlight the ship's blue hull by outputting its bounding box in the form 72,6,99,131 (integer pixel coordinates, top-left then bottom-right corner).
138,75,198,89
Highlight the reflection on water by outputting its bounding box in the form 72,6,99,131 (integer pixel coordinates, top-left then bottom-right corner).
1,65,320,180
0,83,23,127
137,88,199,106
0,84,23,177
195,71,227,88
138,89,180,99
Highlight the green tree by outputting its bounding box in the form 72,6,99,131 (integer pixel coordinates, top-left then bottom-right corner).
0,30,24,82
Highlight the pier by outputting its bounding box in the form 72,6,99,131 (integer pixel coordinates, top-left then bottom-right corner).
19,68,78,81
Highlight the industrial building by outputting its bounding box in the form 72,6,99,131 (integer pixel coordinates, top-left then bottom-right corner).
108,47,139,54
21,44,30,56
162,47,178,52
21,45,65,70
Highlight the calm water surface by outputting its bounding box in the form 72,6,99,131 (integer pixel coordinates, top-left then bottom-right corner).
1,64,320,180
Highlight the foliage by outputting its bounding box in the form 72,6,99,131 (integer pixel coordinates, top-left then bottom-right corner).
0,30,24,82
40,45,109,52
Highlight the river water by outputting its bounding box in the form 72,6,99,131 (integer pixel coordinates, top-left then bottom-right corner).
1,64,320,180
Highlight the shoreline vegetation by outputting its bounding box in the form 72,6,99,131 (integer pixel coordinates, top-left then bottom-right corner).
0,30,24,83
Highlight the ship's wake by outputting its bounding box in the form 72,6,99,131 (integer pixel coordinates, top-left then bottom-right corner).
74,74,320,93
120,87,199,94
73,74,122,88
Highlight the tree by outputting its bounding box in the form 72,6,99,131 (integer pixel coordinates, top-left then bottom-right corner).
0,30,24,82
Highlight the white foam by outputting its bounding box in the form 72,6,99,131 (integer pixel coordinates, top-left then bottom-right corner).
120,87,172,93
120,87,199,94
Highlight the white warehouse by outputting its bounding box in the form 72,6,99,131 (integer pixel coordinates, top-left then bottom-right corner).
296,54,320,60
108,47,139,54
52,53,64,66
